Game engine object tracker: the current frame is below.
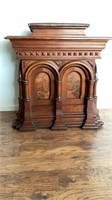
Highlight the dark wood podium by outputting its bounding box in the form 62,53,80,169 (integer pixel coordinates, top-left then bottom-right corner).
5,23,109,131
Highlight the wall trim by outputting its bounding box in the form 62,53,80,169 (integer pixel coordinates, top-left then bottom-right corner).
0,105,18,111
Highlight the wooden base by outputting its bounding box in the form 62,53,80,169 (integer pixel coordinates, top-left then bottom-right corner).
12,119,36,131
82,120,104,129
12,118,23,130
51,124,67,130
12,114,104,131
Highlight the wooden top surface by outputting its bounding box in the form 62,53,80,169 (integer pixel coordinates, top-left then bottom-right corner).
5,23,111,41
5,36,110,41
4,23,111,56
28,23,90,28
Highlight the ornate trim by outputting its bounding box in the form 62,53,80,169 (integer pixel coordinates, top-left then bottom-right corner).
55,60,64,65
16,51,100,58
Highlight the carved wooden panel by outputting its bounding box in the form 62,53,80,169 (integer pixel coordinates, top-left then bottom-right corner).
30,66,56,104
35,72,50,100
27,64,57,128
61,65,86,102
67,72,81,99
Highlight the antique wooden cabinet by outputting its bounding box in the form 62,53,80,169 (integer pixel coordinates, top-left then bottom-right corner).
5,23,109,131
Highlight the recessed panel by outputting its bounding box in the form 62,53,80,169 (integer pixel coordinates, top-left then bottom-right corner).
35,72,50,99
67,72,81,98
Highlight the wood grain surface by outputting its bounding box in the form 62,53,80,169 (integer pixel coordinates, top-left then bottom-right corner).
0,109,112,200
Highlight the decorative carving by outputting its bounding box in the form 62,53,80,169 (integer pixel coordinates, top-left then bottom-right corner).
16,51,100,58
67,72,81,98
55,61,64,66
35,72,50,99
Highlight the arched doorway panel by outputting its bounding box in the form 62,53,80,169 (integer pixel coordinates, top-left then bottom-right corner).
26,62,59,128
60,61,92,127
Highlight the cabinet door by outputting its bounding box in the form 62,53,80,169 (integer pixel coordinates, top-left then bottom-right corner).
29,66,56,128
61,65,87,127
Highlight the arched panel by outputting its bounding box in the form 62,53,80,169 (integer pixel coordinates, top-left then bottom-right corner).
61,63,88,127
27,64,57,128
62,66,86,101
67,71,81,99
30,66,56,103
25,61,60,81
35,72,50,100
60,60,94,80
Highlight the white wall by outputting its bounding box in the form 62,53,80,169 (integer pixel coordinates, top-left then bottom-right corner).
1,0,112,111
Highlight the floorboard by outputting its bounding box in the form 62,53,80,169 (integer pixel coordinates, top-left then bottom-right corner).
0,109,112,200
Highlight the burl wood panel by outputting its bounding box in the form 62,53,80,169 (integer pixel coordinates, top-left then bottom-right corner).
35,72,50,100
67,72,81,98
0,110,112,199
5,23,110,131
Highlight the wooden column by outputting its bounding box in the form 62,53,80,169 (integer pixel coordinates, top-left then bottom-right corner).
12,61,24,129
52,79,66,130
19,79,36,131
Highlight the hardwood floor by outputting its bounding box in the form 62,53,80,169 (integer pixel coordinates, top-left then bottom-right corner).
0,109,112,200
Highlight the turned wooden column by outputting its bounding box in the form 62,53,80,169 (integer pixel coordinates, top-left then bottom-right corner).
12,61,24,129
20,79,36,131
52,79,66,130
83,79,97,129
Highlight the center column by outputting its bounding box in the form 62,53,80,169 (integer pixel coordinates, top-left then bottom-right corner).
52,79,67,130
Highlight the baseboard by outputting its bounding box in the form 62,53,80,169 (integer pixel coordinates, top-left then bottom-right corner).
0,105,18,111
0,105,112,112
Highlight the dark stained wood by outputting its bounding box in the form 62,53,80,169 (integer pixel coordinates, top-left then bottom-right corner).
0,110,112,199
5,23,110,131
